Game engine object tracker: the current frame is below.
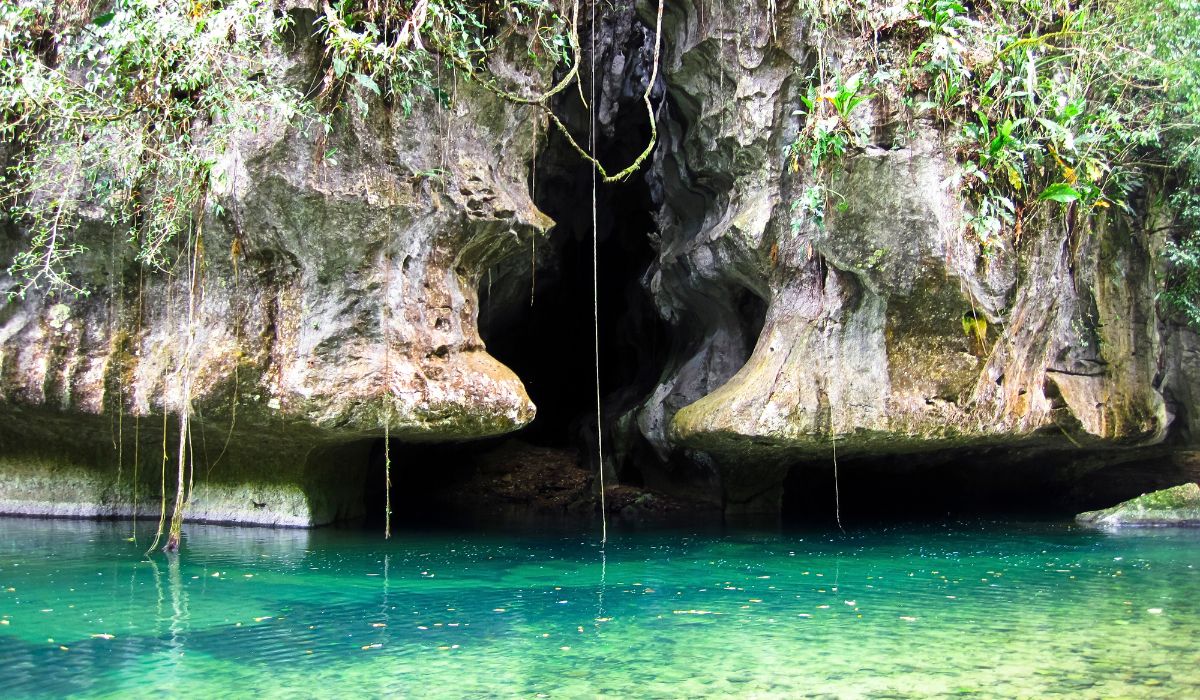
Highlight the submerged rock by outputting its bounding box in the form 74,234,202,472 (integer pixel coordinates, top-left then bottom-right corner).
1076,483,1200,527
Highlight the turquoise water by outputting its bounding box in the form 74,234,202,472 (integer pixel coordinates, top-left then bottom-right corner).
0,518,1197,698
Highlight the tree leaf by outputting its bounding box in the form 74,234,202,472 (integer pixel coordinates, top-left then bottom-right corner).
354,72,381,95
1007,166,1023,190
1038,183,1081,203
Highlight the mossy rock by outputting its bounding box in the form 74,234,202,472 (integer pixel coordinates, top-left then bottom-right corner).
1076,483,1200,527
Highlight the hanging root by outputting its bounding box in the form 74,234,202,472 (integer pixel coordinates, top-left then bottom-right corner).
131,263,146,543
131,413,140,543
454,0,665,184
155,221,203,555
382,246,394,539
590,0,608,547
146,410,170,555
164,411,189,553
384,416,392,539
832,423,843,533
541,0,665,183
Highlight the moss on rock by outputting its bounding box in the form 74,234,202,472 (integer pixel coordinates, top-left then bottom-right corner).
1076,483,1200,527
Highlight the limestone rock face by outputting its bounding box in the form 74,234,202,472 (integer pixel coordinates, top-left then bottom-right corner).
0,12,549,525
629,0,1196,511
2,1,1198,525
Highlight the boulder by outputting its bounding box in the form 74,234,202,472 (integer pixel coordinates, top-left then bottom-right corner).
1076,483,1200,527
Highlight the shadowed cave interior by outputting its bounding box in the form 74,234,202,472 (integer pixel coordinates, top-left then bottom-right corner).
362,72,675,528
353,130,1196,531
352,13,1191,531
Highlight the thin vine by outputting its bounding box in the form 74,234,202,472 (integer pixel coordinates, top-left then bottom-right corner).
383,247,394,539
3,0,673,548
538,0,664,183
589,0,606,546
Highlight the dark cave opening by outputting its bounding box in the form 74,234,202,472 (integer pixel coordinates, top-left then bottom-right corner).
782,456,1068,526
477,15,670,469
361,440,484,529
359,436,602,529
477,171,666,453
361,7,676,531
780,449,1200,526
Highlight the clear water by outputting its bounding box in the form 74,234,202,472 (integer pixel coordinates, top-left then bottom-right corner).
0,517,1197,699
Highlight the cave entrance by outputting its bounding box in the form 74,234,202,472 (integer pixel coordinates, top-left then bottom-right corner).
359,439,486,529
780,454,1063,526
358,438,598,530
358,9,672,532
355,168,669,530
479,173,665,452
477,21,669,480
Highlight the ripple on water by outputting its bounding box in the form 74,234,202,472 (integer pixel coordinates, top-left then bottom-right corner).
0,519,1197,698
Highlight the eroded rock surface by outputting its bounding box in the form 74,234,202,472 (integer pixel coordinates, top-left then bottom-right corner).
3,0,1199,526
0,10,549,525
626,0,1196,512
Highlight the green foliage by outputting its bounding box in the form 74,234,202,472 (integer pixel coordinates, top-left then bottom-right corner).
864,247,887,270
961,312,987,346
787,0,1199,325
1161,232,1200,325
898,0,1200,261
317,0,572,117
792,184,829,232
1,0,575,298
790,70,873,177
788,70,873,231
1,0,314,298
908,0,974,111
1148,1,1200,325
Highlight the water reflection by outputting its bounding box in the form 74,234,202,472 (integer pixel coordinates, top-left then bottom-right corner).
0,517,1196,698
180,522,312,560
594,546,607,634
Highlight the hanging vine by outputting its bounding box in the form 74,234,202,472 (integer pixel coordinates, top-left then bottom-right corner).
588,0,606,546
318,0,665,182
3,0,668,546
163,222,203,553
382,246,394,540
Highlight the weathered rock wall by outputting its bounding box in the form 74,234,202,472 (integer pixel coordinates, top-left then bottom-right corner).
2,0,1198,526
628,0,1199,513
1,6,551,525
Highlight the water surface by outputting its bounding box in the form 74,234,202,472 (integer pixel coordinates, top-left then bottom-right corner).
1,518,1197,698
